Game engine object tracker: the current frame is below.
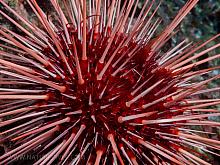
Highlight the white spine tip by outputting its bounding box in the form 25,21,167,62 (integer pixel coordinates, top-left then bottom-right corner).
81,124,86,129
99,60,104,64
66,117,71,122
91,115,96,123
107,134,113,140
126,102,131,107
55,125,60,131
45,94,50,101
78,79,85,85
118,116,124,123
60,86,67,93
97,75,102,81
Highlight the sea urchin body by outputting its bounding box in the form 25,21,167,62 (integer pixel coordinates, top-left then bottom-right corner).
0,0,220,164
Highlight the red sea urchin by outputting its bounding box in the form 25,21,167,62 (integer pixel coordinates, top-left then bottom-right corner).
0,0,220,164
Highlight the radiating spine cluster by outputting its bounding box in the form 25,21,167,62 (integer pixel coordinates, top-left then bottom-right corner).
0,0,220,164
